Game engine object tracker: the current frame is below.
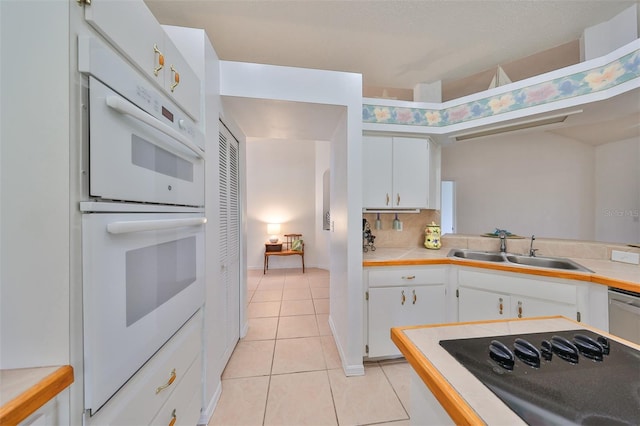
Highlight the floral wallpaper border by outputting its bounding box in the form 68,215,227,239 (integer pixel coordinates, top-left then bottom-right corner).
363,49,640,127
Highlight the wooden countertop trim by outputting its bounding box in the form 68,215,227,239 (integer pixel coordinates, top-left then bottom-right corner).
391,317,566,425
391,326,485,426
363,258,447,267
364,257,639,291
0,365,74,426
590,274,640,293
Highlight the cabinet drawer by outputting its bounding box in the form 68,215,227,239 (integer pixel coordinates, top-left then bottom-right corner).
151,353,202,426
87,309,202,425
368,267,446,287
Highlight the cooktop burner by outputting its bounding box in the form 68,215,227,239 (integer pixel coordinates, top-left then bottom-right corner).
440,329,640,425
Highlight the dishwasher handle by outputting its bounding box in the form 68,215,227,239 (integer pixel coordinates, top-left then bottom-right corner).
610,298,640,316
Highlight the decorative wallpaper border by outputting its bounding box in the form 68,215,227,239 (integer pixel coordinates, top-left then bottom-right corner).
363,49,640,127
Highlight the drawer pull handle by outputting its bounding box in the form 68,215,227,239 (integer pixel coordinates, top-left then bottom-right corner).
168,409,177,426
402,275,416,280
156,369,177,394
170,64,180,92
517,301,523,318
153,44,164,76
401,290,406,305
499,297,503,315
397,193,401,205
386,193,390,206
412,289,417,304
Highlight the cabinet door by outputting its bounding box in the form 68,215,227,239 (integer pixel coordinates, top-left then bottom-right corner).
362,136,393,208
368,285,446,358
392,138,429,208
511,295,577,320
406,285,446,326
162,36,201,122
368,287,407,358
458,287,510,322
84,0,165,85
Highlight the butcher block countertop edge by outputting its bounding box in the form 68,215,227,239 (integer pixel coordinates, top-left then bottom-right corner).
0,365,74,425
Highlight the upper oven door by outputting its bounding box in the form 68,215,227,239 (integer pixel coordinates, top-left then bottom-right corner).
88,77,204,207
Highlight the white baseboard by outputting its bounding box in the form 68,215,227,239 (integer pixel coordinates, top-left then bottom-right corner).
199,380,222,425
328,315,365,376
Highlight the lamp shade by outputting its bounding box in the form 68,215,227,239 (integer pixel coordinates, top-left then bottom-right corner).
267,223,281,235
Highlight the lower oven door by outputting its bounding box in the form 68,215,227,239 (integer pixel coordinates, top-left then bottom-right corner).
82,212,205,413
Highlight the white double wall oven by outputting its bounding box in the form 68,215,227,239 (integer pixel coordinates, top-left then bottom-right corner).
79,36,205,414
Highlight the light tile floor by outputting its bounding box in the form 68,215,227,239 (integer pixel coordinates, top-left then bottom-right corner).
209,268,412,426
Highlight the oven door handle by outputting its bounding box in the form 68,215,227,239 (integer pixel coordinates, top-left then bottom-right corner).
106,96,204,160
107,217,207,234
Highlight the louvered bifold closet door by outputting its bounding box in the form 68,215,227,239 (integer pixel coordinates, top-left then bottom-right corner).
219,123,241,356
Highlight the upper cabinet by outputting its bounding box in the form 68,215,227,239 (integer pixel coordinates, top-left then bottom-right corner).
84,0,201,122
363,135,435,209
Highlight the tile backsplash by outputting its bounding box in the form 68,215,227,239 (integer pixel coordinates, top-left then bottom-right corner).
363,210,441,248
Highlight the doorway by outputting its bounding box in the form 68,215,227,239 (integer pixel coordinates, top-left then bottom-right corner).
441,180,456,235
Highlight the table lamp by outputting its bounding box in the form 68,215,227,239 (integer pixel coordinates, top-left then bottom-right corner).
267,223,281,243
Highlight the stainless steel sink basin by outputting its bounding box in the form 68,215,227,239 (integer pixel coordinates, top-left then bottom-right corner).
447,249,593,273
505,254,593,273
447,249,506,262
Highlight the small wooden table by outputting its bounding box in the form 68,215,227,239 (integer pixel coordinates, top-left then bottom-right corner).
264,234,305,274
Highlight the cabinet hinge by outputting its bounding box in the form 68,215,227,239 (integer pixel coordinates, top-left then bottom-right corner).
365,344,369,354
365,291,369,301
576,311,581,322
456,289,459,298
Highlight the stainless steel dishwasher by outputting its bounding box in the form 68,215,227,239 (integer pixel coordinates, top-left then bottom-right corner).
608,288,640,345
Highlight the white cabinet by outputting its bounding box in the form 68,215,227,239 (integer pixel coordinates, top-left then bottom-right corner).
161,37,201,121
365,267,447,358
84,0,201,121
458,287,577,322
363,136,431,209
20,389,70,426
457,269,579,323
85,310,203,425
458,287,509,322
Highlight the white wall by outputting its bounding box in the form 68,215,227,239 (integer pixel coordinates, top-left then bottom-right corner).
1,0,70,369
595,137,640,244
220,61,364,375
442,130,596,240
245,138,321,270
582,4,638,60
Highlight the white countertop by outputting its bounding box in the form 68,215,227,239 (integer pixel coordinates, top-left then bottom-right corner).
393,317,640,425
363,246,640,289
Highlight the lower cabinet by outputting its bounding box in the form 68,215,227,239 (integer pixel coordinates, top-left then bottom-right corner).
85,310,203,425
458,287,577,322
365,266,447,358
457,269,579,323
20,390,69,426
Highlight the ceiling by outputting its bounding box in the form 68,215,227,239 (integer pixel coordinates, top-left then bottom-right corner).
145,0,640,145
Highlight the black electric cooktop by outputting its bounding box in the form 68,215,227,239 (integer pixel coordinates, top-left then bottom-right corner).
439,329,640,425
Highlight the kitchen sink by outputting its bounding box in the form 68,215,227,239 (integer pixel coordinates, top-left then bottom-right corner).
447,249,593,273
505,254,593,272
448,249,505,262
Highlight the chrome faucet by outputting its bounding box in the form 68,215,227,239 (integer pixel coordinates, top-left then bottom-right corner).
529,235,538,257
499,231,507,253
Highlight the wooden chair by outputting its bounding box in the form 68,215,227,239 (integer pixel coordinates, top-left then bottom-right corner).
264,233,305,274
